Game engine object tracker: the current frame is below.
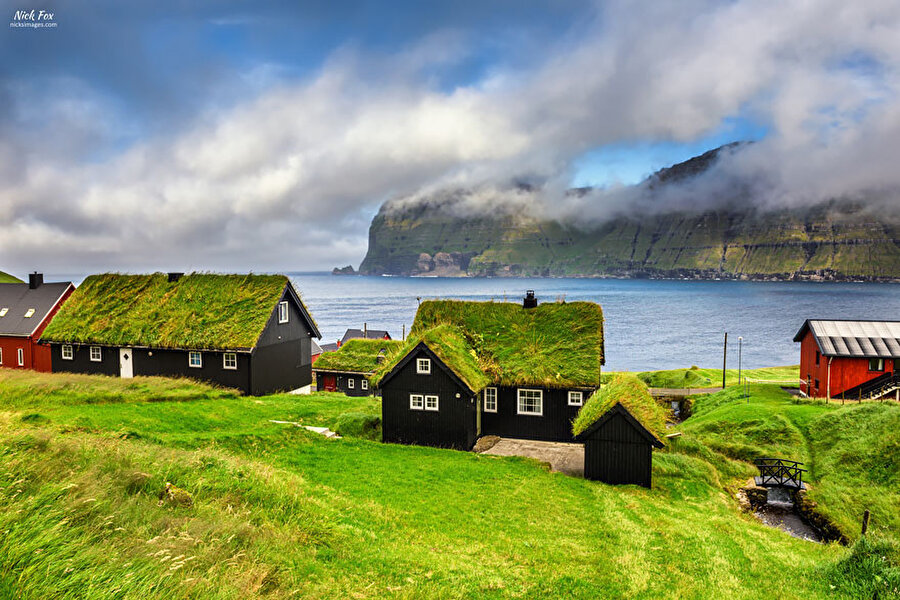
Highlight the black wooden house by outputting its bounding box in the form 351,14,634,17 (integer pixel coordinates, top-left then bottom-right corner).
40,273,320,395
373,294,605,450
313,338,401,396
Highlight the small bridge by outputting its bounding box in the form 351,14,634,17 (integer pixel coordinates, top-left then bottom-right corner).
754,458,807,490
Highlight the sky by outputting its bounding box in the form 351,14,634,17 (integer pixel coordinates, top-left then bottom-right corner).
1,0,899,275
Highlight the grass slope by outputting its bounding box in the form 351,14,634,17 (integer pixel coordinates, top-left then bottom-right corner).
0,271,22,283
1,370,897,598
572,374,667,440
630,365,800,389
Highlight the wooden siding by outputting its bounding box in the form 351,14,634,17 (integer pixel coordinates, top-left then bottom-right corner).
381,347,476,450
481,386,590,442
582,411,654,488
313,370,374,396
799,330,895,398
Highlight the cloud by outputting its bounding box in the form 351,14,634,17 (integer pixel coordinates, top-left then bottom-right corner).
1,0,900,274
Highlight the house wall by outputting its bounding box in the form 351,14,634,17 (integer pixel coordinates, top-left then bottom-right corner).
133,347,251,393
32,284,74,372
50,343,119,376
251,289,314,395
583,412,653,488
381,347,476,450
0,337,32,370
313,370,373,396
799,331,894,398
481,386,591,442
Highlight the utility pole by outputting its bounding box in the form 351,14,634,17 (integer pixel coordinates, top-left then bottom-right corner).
738,336,744,399
722,332,728,389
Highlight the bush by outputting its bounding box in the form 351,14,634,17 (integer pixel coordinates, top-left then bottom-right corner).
333,412,381,441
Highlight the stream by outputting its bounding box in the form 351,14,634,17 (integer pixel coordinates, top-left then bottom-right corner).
753,487,822,543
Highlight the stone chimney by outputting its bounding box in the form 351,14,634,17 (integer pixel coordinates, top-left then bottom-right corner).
523,290,537,309
28,272,43,289
167,272,184,283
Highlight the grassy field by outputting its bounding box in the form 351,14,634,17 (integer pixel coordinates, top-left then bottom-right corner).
615,365,801,389
0,370,897,598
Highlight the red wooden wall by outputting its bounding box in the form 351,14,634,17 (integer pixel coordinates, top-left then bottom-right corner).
799,329,893,397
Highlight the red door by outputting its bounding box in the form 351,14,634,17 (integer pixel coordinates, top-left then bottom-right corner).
322,375,336,392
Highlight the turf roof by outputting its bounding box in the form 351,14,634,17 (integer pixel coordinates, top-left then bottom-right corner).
409,299,604,388
313,339,403,373
0,271,22,283
41,273,301,350
572,374,667,441
372,324,493,393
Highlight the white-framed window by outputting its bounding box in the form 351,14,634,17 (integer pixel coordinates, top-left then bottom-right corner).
568,391,584,406
348,378,355,389
0,308,7,317
869,358,885,372
223,352,237,370
89,346,102,362
416,358,431,374
361,379,369,390
484,387,498,413
425,395,439,411
410,394,424,410
61,345,73,360
278,301,289,324
517,389,543,416
17,348,24,366
0,348,3,364
189,351,202,368
23,308,35,318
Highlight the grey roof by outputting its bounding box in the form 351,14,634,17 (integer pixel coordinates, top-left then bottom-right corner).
320,342,339,352
340,328,391,344
794,319,900,358
0,282,73,337
311,339,324,356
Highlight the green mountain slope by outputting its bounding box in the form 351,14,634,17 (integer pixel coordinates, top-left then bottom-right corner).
0,271,22,283
358,149,900,281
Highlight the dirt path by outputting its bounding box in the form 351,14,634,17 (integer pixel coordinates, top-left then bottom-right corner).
483,438,584,477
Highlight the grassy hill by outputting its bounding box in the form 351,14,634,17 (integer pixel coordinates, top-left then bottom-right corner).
0,370,897,598
0,271,22,283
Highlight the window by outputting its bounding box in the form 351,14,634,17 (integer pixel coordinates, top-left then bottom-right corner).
0,308,7,317
361,379,369,390
89,346,102,362
425,395,439,411
189,351,202,368
278,301,289,324
0,348,3,364
410,394,424,410
23,308,35,318
61,345,73,360
483,387,497,413
815,351,820,366
223,353,237,370
348,378,355,389
517,389,543,416
416,358,431,374
17,348,24,366
869,358,885,372
568,391,583,406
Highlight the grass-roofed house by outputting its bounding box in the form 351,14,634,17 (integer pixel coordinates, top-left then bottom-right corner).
372,292,605,450
40,273,321,395
573,374,665,488
313,338,402,396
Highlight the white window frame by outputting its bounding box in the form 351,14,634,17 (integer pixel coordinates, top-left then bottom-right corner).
278,301,289,324
869,358,885,372
517,388,543,416
89,346,102,362
416,358,431,374
17,348,24,366
61,345,73,360
568,391,584,406
483,387,498,413
424,395,439,411
223,352,237,370
361,379,368,390
410,394,424,410
0,348,3,364
348,378,355,389
189,351,202,368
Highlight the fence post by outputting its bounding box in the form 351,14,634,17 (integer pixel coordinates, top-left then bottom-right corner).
862,509,870,536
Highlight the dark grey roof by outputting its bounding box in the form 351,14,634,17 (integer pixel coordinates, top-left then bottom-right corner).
340,328,391,344
320,342,339,352
311,339,324,356
794,319,900,358
0,282,73,337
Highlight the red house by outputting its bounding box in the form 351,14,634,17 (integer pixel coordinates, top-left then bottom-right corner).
794,319,900,400
0,273,75,372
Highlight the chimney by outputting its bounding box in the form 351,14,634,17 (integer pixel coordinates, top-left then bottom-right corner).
376,348,386,364
523,290,537,309
364,322,368,338
167,272,184,283
28,272,43,289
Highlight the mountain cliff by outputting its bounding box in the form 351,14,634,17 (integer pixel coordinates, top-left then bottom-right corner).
358,147,900,281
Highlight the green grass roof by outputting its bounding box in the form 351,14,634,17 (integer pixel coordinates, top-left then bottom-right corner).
572,374,667,441
313,339,404,373
372,324,493,393
408,299,604,388
0,271,22,283
41,273,292,350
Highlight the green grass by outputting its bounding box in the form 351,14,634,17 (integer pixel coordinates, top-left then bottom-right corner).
572,374,666,440
1,370,898,598
0,271,22,283
633,365,800,389
313,339,403,373
41,273,299,350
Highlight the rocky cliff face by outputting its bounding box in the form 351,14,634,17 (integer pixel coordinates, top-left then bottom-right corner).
358,148,900,281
